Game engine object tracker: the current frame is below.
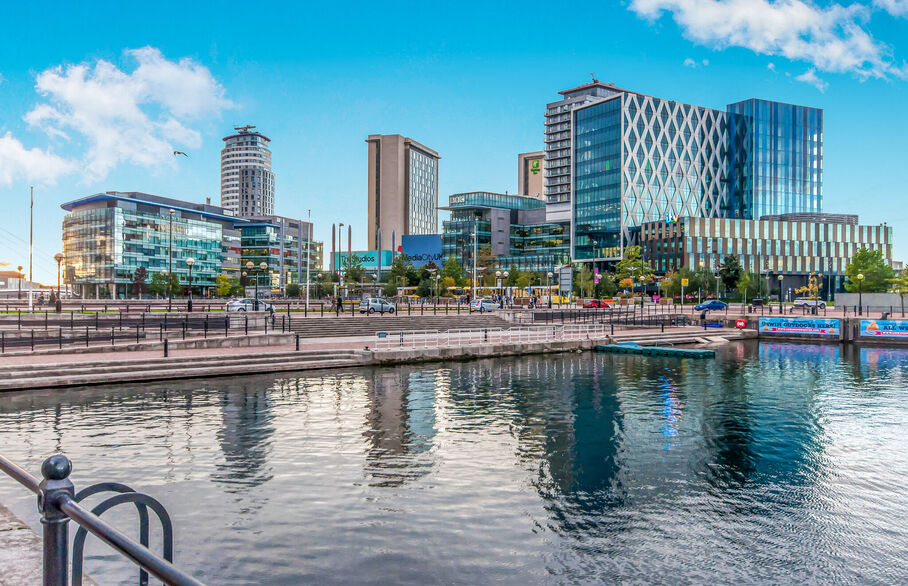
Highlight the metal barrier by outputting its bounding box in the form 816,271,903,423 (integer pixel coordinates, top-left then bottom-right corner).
0,453,204,586
375,330,441,350
374,324,611,350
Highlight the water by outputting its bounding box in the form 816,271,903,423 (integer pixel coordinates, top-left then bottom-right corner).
1,341,907,585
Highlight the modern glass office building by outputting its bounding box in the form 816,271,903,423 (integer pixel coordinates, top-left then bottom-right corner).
639,214,892,294
61,193,324,298
566,82,823,265
239,216,323,290
727,99,823,219
441,192,570,273
61,192,242,298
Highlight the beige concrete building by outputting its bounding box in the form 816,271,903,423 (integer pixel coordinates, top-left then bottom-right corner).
518,151,544,200
366,134,440,250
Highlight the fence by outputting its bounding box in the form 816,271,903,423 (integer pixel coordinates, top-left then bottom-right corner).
0,453,203,586
0,313,292,354
374,324,612,350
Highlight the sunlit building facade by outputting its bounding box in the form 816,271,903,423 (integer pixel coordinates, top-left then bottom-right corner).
239,215,323,289
441,192,570,273
61,192,241,298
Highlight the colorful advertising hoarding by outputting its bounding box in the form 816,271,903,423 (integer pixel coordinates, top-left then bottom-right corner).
401,234,443,268
759,317,840,336
859,320,908,338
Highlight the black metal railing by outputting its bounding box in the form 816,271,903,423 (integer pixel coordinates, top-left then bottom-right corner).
0,453,204,586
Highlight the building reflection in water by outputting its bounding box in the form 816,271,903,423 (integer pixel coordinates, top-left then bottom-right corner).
361,368,438,487
211,378,276,492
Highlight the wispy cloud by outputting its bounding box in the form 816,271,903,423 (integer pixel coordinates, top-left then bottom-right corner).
876,0,908,16
795,67,829,91
767,62,777,71
629,0,908,81
683,57,710,67
0,133,76,186
0,47,232,188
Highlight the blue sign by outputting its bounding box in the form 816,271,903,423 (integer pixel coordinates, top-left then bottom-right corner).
759,317,840,336
860,319,908,338
333,250,393,271
401,234,443,268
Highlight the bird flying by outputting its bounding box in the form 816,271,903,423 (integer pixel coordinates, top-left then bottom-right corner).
173,151,188,157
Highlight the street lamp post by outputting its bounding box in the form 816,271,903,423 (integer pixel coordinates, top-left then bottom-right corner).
856,273,864,315
503,270,510,307
547,271,553,309
167,209,175,312
54,253,64,297
185,258,195,312
495,270,502,303
778,274,784,313
16,265,23,300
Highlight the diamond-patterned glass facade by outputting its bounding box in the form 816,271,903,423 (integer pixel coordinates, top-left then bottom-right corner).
570,91,822,263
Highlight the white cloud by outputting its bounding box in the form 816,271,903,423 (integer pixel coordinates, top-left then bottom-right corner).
795,67,829,91
630,0,908,80
20,46,231,183
767,62,777,71
876,0,908,16
0,133,77,186
683,57,710,67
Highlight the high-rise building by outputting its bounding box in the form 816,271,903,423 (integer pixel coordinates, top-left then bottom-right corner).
220,125,275,217
544,81,626,222
518,151,544,199
366,134,440,251
562,82,822,263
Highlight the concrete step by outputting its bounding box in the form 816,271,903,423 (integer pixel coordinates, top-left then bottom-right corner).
0,358,363,391
0,350,365,376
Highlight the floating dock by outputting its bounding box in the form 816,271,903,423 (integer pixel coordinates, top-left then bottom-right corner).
594,343,715,359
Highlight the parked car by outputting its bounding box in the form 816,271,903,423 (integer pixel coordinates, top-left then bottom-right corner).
470,298,500,312
694,300,728,311
582,299,612,308
359,297,396,314
226,298,275,313
750,298,764,307
792,297,826,309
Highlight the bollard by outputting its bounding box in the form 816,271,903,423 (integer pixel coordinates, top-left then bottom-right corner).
38,455,75,586
111,327,115,346
296,333,300,351
245,315,248,335
86,326,89,347
164,338,169,357
31,330,34,352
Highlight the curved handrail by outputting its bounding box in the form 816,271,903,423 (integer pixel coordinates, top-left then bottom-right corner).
74,483,152,586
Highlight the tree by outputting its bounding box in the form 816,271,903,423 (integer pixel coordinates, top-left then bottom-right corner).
215,274,231,296
736,272,751,304
440,256,466,286
228,276,244,297
343,253,366,285
595,273,618,297
889,272,908,316
795,273,822,301
440,276,456,296
149,272,167,297
382,281,398,298
132,267,148,297
416,279,432,298
388,254,415,288
614,246,655,284
577,265,595,298
844,248,895,293
476,245,494,286
720,255,744,294
285,283,301,298
167,272,184,296
515,271,531,290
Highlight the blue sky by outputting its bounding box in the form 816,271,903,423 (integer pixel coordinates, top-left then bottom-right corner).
2,0,907,282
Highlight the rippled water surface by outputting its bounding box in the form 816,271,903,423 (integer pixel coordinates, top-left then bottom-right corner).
1,341,907,585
